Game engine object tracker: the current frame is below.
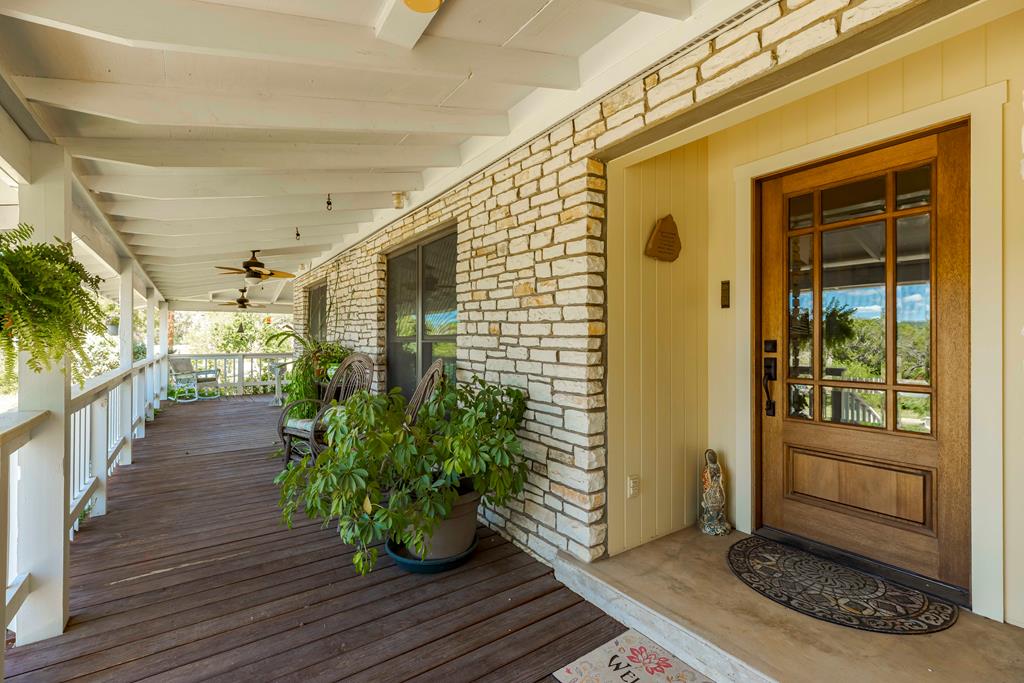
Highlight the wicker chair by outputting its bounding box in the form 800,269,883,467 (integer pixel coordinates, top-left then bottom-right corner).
278,352,374,463
405,358,446,425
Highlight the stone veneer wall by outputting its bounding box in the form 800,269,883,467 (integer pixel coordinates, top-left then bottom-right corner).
292,0,926,564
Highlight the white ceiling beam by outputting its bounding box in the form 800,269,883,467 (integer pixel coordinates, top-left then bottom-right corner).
98,193,393,220
18,78,509,137
375,0,438,49
592,0,692,20
59,138,461,170
0,0,579,90
115,212,373,236
125,225,358,248
81,172,423,199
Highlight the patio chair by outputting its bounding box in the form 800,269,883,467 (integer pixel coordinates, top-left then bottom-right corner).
169,357,221,402
406,358,446,425
278,352,374,463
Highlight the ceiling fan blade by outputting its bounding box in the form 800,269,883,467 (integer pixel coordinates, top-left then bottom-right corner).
246,303,266,308
250,266,273,275
267,270,295,278
215,266,247,273
219,302,238,306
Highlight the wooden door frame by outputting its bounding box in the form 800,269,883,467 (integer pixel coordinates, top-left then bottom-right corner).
729,83,1006,620
753,122,966,602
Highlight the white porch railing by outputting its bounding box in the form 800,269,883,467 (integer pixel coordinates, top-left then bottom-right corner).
2,354,168,642
175,353,292,396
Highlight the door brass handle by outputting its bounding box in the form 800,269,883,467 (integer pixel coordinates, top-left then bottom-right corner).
762,358,777,417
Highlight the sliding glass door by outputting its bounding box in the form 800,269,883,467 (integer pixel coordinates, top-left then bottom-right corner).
386,231,457,398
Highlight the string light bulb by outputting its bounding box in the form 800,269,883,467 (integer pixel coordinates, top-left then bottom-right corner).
392,191,406,210
295,226,301,241
326,193,332,211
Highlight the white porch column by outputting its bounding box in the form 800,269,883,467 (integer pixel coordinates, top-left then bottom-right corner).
118,260,135,462
158,301,169,400
15,142,72,644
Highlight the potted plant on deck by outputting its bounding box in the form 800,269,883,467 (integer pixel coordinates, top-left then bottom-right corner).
268,325,351,418
275,375,528,574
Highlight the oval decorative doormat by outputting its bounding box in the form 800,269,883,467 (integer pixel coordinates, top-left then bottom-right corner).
727,536,958,634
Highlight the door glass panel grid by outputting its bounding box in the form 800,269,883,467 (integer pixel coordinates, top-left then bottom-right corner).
780,160,937,436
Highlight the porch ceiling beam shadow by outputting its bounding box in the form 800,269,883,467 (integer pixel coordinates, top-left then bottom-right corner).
17,78,510,136
114,212,374,236
0,0,580,90
124,225,359,248
593,0,693,19
81,172,423,199
58,138,461,170
98,193,394,220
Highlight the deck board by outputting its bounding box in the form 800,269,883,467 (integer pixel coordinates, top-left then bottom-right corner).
6,397,622,682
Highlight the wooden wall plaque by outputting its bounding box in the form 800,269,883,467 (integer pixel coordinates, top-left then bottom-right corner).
644,214,681,262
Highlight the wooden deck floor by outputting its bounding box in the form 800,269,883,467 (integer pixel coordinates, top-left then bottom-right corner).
6,397,622,682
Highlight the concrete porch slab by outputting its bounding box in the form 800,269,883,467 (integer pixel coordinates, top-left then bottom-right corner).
555,527,1024,683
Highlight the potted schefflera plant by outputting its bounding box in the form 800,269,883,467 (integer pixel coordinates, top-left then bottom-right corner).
275,375,528,575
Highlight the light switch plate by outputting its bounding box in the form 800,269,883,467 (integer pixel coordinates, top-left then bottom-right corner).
627,475,640,498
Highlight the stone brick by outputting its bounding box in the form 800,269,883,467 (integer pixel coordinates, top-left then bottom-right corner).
762,0,849,45
647,68,697,108
714,3,782,49
700,33,760,80
657,43,711,81
601,80,645,117
841,0,916,32
696,51,775,102
777,19,838,63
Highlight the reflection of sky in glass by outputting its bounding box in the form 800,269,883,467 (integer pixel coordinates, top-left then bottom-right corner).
426,310,457,333
896,284,930,323
808,284,930,322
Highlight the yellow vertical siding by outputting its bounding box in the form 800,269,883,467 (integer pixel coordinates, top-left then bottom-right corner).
607,139,708,556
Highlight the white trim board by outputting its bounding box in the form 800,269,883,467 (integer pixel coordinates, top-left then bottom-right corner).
729,82,1007,622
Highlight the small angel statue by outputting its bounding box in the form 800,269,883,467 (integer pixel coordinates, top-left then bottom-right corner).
699,449,731,536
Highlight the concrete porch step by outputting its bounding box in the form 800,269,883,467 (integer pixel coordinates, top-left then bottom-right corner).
554,527,1024,683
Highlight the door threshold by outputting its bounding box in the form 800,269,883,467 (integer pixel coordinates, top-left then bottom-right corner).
756,526,970,607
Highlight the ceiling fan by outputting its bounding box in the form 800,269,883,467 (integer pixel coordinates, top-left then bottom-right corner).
215,250,294,287
220,287,265,310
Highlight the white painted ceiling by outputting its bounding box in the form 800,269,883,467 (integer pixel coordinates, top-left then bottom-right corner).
0,0,745,309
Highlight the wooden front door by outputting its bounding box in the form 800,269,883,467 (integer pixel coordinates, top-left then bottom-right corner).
757,124,971,599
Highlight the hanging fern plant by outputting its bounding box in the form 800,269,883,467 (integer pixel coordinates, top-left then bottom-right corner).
0,223,107,385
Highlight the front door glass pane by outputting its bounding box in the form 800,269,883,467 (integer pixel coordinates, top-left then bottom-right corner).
896,165,931,210
788,194,813,229
788,384,813,420
821,221,886,383
896,392,932,434
788,234,813,379
422,233,458,336
821,175,886,224
822,386,885,428
896,213,931,385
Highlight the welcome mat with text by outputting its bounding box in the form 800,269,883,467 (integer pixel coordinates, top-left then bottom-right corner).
554,629,714,682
